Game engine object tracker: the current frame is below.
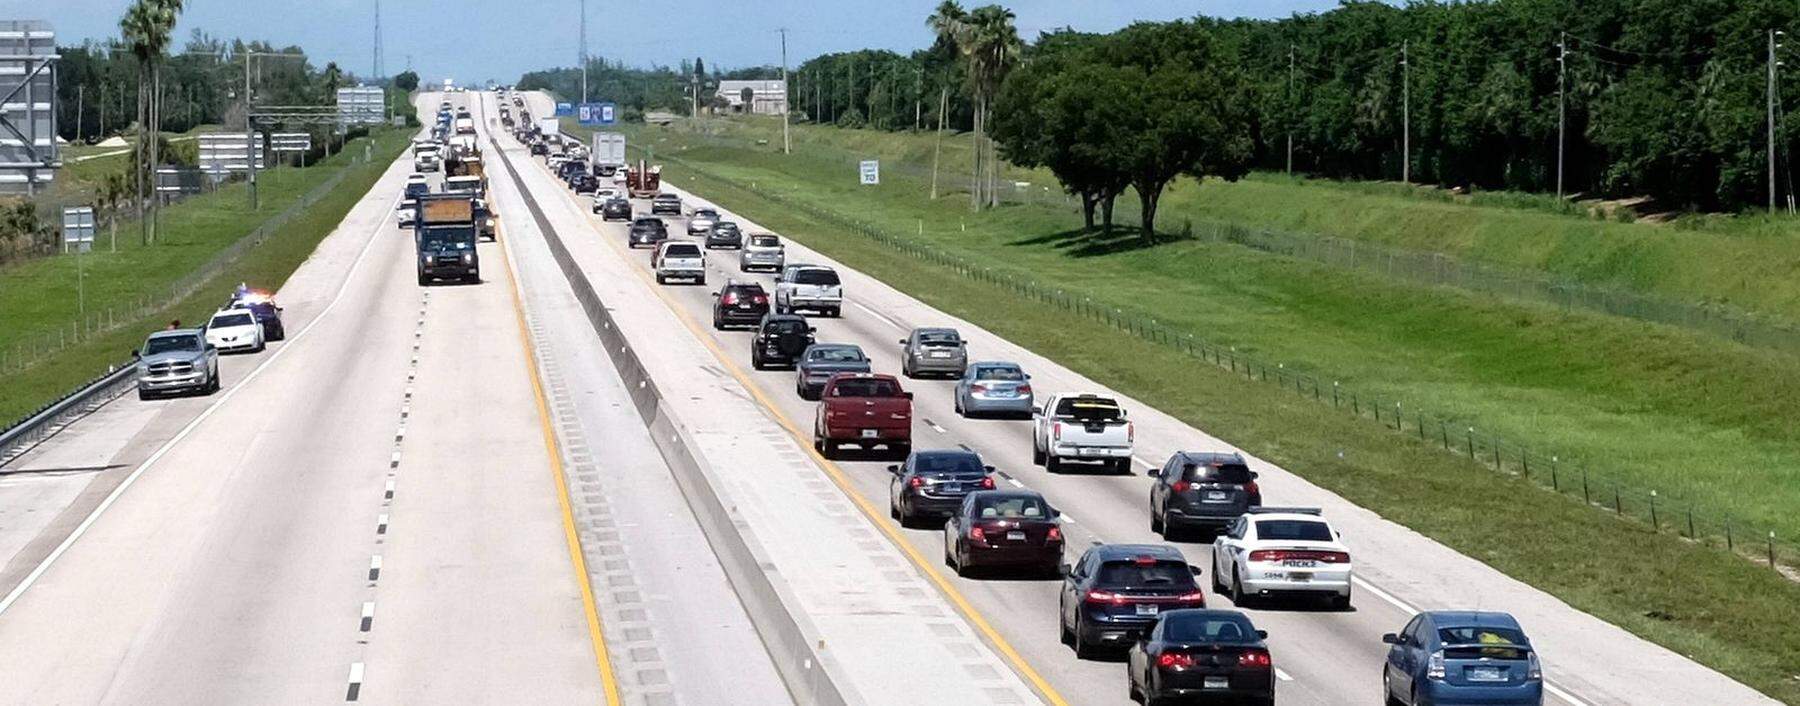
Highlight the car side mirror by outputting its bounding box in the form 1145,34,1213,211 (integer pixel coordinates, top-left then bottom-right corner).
903,391,914,400
1049,507,1061,519
1381,633,1402,645
1256,630,1268,640
711,291,720,297
1145,467,1158,477
205,344,217,352
1025,374,1032,380
1031,406,1043,415
983,465,995,472
808,326,817,333
1188,565,1203,576
898,339,907,345
886,465,901,475
1057,563,1071,577
130,349,140,359
1251,471,1259,479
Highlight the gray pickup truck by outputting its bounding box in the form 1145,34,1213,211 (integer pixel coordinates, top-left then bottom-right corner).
135,329,220,400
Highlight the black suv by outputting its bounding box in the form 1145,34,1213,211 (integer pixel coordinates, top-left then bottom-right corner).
1148,451,1260,539
529,142,549,156
750,313,815,370
705,221,743,249
600,198,632,221
1059,543,1206,658
711,280,770,330
571,173,598,194
628,217,669,248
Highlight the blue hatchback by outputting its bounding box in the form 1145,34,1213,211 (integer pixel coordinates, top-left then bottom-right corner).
1382,611,1543,706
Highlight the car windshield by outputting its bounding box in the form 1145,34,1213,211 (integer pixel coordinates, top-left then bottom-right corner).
750,235,780,247
913,453,984,475
211,312,255,328
421,230,474,251
1161,614,1261,644
144,335,200,355
765,320,808,336
664,244,701,257
1184,462,1253,484
696,210,718,218
974,366,1024,381
1254,520,1333,541
833,378,900,397
917,331,961,346
810,347,864,362
1438,626,1528,647
973,496,1050,519
716,222,739,232
794,269,839,285
1095,560,1194,588
1054,398,1123,422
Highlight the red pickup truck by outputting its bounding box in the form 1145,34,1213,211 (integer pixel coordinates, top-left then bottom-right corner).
813,372,914,458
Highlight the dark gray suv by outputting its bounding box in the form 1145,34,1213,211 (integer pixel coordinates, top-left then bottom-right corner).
1148,451,1261,539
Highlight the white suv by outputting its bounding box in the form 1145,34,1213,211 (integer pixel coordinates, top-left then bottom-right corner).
652,241,706,285
1211,508,1353,609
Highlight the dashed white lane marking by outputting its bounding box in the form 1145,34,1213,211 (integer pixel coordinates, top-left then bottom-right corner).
359,601,376,632
1134,455,1159,469
368,555,383,581
345,662,365,701
928,420,947,434
383,480,395,499
1275,668,1294,681
376,513,389,535
0,185,404,619
1059,514,1076,525
388,451,401,469
1007,478,1024,488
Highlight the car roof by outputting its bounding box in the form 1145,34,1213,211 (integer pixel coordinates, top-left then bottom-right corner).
1089,543,1185,561
724,279,765,289
805,342,858,351
653,193,679,199
1174,451,1246,465
910,448,980,462
914,327,959,336
209,308,253,320
761,313,808,324
964,489,1045,503
970,361,1021,369
148,328,203,339
1422,611,1522,630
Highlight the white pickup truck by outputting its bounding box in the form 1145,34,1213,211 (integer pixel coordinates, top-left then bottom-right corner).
653,241,706,285
774,264,843,317
1032,393,1134,473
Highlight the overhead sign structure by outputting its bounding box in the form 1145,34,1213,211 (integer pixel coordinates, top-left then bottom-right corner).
859,160,880,186
269,132,313,153
555,102,574,117
197,134,268,173
61,206,94,253
336,86,386,127
577,102,616,126
0,21,59,195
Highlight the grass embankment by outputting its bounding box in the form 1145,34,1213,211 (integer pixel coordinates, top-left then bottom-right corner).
581,117,1800,701
0,128,412,424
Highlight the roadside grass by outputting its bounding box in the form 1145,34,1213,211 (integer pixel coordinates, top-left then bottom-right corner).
641,156,1800,702
0,128,411,424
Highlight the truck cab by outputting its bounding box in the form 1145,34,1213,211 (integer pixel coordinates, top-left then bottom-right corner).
813,372,913,458
414,194,480,285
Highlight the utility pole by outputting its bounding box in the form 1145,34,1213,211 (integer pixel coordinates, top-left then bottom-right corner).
914,66,923,130
779,27,789,154
1286,43,1295,175
1400,39,1411,185
1557,32,1567,199
372,0,383,78
246,52,256,210
1769,29,1781,213
75,84,83,143
579,0,589,103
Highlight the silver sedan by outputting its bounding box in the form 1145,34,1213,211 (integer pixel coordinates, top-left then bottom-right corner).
953,361,1034,418
899,327,967,378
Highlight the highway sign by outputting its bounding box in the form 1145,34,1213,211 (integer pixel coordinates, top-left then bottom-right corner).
578,102,616,126
859,160,880,186
60,206,93,253
555,102,574,116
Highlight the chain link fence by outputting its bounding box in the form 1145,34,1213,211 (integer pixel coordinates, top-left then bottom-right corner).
660,151,1800,578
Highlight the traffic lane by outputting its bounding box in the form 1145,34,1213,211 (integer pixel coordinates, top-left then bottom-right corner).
0,166,419,702
474,92,792,705
568,194,1346,706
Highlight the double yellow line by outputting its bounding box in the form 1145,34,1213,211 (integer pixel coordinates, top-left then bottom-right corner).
491,218,624,705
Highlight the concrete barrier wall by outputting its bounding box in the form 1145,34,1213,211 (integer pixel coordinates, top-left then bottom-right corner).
489,135,856,706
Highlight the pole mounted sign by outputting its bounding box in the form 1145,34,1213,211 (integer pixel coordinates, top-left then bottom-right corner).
61,206,94,253
577,102,616,126
859,160,880,186
555,101,574,116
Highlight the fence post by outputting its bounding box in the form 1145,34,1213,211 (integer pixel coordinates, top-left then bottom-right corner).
1466,428,1475,458
1726,522,1734,551
1582,469,1591,504
1492,443,1500,470
1613,486,1622,515
1332,382,1339,408
1770,532,1778,569
1395,403,1403,431
1440,422,1448,450
1550,456,1559,491
1313,380,1321,401
1686,506,1694,539
1352,394,1360,416
1373,400,1381,424
1649,490,1658,531
1521,451,1529,480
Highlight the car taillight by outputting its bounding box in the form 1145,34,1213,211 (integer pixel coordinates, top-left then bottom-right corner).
1127,422,1135,443
968,526,986,542
1052,422,1063,441
1318,551,1349,563
908,476,925,488
1176,590,1206,605
1045,526,1063,542
1426,650,1446,680
753,294,768,304
1016,384,1032,395
1238,649,1272,668
1171,480,1191,493
979,477,995,489
1244,481,1260,502
1526,652,1543,680
1157,653,1195,669
1084,590,1125,604
721,294,737,305
1248,550,1285,562
971,384,990,393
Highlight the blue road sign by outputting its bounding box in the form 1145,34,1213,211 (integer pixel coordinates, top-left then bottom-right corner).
578,102,617,126
554,102,574,116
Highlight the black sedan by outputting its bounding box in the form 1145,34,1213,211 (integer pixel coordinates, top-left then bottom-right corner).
943,489,1063,577
749,314,814,370
231,300,286,341
599,198,632,221
650,194,683,215
705,221,744,249
628,217,669,249
529,142,549,156
711,280,770,330
888,449,995,528
1127,609,1274,706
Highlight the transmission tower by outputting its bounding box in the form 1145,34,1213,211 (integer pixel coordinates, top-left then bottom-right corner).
372,0,385,78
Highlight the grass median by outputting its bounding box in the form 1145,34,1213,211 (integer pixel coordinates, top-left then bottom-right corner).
587,119,1800,702
0,128,411,424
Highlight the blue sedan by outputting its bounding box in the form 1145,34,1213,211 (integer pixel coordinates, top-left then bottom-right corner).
1383,611,1543,706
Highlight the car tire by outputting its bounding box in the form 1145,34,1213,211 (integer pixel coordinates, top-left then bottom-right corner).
1129,674,1144,704
209,370,221,394
1332,587,1353,611
712,314,723,330
418,274,429,286
1058,601,1075,646
1384,671,1404,706
1211,562,1228,594
1072,617,1097,660
1233,567,1253,608
1150,506,1165,534
137,388,152,401
1046,455,1061,474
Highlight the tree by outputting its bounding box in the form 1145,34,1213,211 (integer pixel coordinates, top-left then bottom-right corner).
393,69,419,91
991,32,1130,231
321,61,343,101
740,86,754,112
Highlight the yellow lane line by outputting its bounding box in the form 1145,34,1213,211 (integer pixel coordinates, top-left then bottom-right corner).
525,160,1070,706
491,218,624,705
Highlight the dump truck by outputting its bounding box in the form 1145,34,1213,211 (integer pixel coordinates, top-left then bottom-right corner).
414,194,479,285
625,160,662,199
591,132,627,176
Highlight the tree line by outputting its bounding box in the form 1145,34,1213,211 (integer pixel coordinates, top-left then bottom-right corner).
785,0,1800,233
516,58,781,119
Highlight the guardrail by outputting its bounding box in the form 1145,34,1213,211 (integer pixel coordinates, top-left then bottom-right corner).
657,151,1800,578
488,133,855,706
0,362,137,468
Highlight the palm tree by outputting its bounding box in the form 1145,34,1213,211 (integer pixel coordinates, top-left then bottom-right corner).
926,1,967,202
99,170,129,252
321,61,343,101
963,5,1020,210
119,0,184,245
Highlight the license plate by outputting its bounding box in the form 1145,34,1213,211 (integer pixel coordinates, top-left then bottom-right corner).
1078,448,1101,457
1203,676,1229,689
1205,491,1227,501
860,429,879,439
1289,572,1312,582
929,352,950,358
1468,666,1506,682
1135,604,1159,616
1006,531,1026,541
940,483,961,493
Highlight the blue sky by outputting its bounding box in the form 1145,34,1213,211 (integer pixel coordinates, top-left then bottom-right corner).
6,0,1346,85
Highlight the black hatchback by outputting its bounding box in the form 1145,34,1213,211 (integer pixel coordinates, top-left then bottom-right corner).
1149,451,1261,539
1127,609,1274,705
711,281,770,330
600,198,632,221
1059,544,1207,658
750,313,815,370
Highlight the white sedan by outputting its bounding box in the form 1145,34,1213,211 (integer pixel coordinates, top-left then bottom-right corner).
204,307,265,353
1212,508,1353,609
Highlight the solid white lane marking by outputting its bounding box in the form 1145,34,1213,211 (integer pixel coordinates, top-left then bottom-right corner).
1059,514,1076,525
1134,455,1159,469
851,300,908,331
1275,668,1294,681
1007,478,1024,488
0,185,406,618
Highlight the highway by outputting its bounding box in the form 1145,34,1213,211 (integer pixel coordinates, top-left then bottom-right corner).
495,89,1777,706
0,93,788,706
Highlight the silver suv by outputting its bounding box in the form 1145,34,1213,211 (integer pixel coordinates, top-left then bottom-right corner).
135,329,220,400
739,233,785,272
899,327,967,378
